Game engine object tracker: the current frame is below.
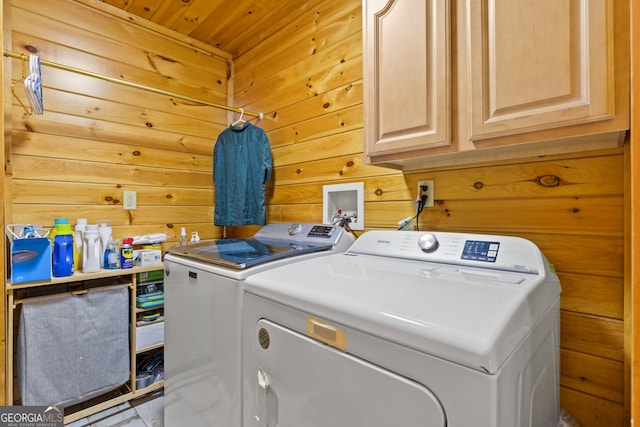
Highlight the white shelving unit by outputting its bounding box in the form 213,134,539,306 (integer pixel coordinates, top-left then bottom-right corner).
6,264,164,424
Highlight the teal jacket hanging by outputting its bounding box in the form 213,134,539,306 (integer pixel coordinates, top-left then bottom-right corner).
213,122,272,226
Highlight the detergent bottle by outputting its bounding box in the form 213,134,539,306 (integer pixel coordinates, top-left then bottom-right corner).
74,218,87,271
98,221,112,268
49,217,69,244
52,222,74,277
82,224,101,273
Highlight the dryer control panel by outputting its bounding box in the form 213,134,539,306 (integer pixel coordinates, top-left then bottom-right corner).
460,240,500,263
347,230,544,274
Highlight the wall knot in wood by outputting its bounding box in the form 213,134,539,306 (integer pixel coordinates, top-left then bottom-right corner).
535,174,561,188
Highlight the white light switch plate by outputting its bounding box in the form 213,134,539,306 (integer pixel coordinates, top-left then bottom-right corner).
123,191,137,210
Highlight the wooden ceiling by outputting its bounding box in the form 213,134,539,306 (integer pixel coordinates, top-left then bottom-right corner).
101,0,314,58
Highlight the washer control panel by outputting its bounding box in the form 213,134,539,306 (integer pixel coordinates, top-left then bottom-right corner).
306,225,338,238
255,223,346,245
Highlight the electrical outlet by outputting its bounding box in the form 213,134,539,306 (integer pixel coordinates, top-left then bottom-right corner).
123,191,137,210
417,180,435,208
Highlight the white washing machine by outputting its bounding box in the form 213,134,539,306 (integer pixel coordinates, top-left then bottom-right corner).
241,230,561,427
163,223,354,427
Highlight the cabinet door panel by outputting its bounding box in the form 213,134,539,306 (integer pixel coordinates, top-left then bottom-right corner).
469,0,611,140
364,0,450,157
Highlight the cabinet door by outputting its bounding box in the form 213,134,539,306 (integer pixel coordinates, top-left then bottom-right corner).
363,0,451,159
468,0,621,141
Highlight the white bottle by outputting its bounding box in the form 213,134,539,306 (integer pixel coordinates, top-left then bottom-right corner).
98,222,112,268
74,218,87,270
82,224,101,273
180,227,187,246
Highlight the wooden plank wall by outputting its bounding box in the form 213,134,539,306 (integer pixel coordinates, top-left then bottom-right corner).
4,0,628,426
0,0,7,406
628,0,639,424
7,0,229,250
231,1,627,426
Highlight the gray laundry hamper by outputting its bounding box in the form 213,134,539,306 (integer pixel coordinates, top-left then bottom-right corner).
17,284,130,408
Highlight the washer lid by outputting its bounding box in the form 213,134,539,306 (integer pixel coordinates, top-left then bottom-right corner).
166,237,333,269
166,223,348,269
244,250,560,374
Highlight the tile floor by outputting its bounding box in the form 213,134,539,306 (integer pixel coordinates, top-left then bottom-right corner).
66,390,163,427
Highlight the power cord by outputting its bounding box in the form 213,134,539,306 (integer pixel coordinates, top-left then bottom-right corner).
397,185,429,231
415,185,429,231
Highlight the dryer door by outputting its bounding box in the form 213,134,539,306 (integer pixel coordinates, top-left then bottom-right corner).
251,319,446,427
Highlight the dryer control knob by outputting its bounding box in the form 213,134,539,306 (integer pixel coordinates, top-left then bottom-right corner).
418,234,439,253
288,223,302,235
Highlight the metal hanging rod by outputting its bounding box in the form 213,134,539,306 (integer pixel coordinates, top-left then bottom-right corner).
3,50,264,120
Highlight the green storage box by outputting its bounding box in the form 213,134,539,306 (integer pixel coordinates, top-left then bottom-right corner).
136,269,164,283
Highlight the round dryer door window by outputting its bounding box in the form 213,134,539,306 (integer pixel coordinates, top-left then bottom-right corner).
250,319,446,427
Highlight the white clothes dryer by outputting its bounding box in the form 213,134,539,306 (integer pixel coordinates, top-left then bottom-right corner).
163,223,354,427
242,230,561,427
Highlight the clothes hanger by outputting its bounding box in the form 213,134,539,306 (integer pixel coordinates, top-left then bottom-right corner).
31,54,44,114
232,108,246,126
23,54,43,114
24,56,38,113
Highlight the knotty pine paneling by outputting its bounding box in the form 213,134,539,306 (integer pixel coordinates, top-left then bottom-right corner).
561,312,624,361
268,103,364,149
194,1,330,58
8,0,227,245
98,0,328,60
232,0,627,425
559,273,623,319
12,107,218,156
22,0,229,79
233,0,361,96
561,349,624,403
406,152,624,199
415,197,623,234
262,80,363,135
12,131,213,171
272,129,363,166
562,387,624,427
236,33,363,120
12,181,214,207
0,0,7,407
5,0,629,425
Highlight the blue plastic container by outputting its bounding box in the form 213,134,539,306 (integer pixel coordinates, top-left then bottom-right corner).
53,233,74,277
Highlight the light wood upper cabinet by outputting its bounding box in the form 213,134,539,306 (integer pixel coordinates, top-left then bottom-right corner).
468,0,618,140
364,0,629,169
363,0,451,156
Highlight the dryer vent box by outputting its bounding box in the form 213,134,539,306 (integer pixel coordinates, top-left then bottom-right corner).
323,182,364,231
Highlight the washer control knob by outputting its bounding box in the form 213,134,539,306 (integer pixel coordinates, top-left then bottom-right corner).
288,223,302,235
418,234,439,253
